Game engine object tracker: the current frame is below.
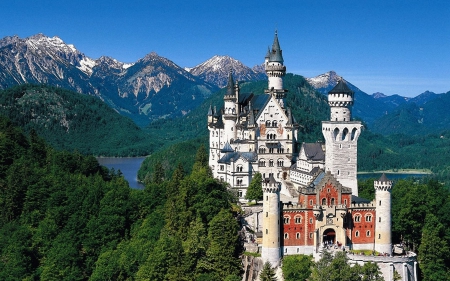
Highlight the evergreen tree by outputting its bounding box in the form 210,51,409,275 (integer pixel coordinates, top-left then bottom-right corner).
282,255,313,281
418,214,450,281
260,261,277,281
245,172,263,203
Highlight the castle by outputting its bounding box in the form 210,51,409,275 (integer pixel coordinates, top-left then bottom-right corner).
208,32,417,281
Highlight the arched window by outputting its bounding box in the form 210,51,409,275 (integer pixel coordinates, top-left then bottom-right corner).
283,215,290,224
355,231,359,237
366,230,371,237
331,198,335,205
342,128,349,141
365,215,372,222
266,120,271,127
284,233,289,239
322,198,326,205
294,215,302,224
272,121,277,127
333,128,339,140
351,128,358,141
354,214,361,222
296,233,300,239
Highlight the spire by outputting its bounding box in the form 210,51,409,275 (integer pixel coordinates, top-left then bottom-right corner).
207,104,213,116
329,79,352,94
378,173,390,183
226,69,234,96
269,31,283,63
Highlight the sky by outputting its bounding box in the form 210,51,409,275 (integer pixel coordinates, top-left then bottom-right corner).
1,0,449,97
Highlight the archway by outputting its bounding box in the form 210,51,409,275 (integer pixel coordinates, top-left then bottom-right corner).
323,228,336,244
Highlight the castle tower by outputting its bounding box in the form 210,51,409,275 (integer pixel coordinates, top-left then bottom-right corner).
374,174,393,255
223,71,239,140
322,80,362,196
261,175,281,267
265,31,287,108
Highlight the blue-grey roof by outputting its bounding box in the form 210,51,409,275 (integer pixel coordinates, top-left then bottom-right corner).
269,31,284,63
329,79,352,94
218,151,257,164
221,142,234,153
302,143,325,161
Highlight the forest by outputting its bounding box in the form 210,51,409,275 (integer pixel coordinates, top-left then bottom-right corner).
1,115,449,280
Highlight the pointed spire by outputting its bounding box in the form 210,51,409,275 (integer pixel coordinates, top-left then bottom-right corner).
265,46,271,59
226,69,234,96
378,173,390,182
213,106,219,118
269,31,283,63
329,79,353,94
207,104,213,116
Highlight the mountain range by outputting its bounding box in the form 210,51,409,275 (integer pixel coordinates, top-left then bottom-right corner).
0,33,448,133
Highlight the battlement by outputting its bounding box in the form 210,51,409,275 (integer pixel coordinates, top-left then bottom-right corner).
350,202,376,209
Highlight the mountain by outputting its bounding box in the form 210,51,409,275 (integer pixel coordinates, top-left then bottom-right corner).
0,84,155,156
370,91,450,136
0,34,218,126
187,55,266,88
305,71,400,125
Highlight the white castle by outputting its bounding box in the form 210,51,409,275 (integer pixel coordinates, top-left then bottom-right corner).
208,32,417,281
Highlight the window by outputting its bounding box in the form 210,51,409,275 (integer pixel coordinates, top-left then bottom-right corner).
294,215,302,224
296,233,300,239
220,165,224,171
354,215,361,223
266,229,268,234
344,199,347,205
310,200,313,206
378,234,381,239
365,215,372,222
331,198,335,205
284,233,288,239
355,231,359,237
366,231,371,237
379,217,381,222
379,200,381,206
266,212,268,217
309,218,313,224
283,216,290,224
309,233,313,239
238,190,242,197
322,198,326,205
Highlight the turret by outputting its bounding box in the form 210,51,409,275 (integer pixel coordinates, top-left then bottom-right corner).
261,174,281,267
322,80,362,196
374,174,393,255
265,31,287,108
223,71,238,139
328,79,354,122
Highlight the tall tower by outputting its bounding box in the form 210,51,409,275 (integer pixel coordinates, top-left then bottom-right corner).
261,175,281,267
223,71,239,140
265,31,287,108
374,174,393,255
322,80,362,196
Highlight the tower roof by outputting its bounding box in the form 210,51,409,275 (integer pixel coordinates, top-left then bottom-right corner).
269,31,284,63
328,79,353,94
226,70,234,96
378,173,390,182
207,104,213,116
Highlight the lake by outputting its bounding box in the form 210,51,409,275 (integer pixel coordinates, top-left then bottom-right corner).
97,157,146,189
357,172,430,181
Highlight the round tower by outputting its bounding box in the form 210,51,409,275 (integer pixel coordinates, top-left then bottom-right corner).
374,173,393,255
261,175,281,267
265,31,286,90
322,79,362,196
223,71,238,139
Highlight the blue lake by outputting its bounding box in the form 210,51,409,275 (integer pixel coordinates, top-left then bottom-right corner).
97,157,146,189
357,172,430,181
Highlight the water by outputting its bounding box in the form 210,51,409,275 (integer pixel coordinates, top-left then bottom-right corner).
357,172,430,181
97,157,146,189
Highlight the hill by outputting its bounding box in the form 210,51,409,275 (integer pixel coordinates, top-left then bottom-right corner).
0,84,155,156
371,91,450,136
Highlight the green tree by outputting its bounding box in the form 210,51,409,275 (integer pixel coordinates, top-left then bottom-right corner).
198,209,241,279
418,214,450,281
260,261,277,281
282,255,313,281
245,172,263,203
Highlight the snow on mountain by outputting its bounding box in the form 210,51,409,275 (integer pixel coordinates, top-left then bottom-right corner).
188,55,266,88
305,70,342,91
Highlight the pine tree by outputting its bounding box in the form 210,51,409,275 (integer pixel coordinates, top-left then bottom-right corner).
245,172,263,203
260,261,277,281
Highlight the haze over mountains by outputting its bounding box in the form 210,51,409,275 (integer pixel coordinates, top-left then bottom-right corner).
0,34,448,133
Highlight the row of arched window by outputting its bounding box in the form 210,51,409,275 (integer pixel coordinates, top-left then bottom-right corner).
354,230,371,237
265,120,279,127
332,127,358,141
353,214,373,223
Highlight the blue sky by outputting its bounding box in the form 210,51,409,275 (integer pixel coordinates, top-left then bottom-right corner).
1,0,449,97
